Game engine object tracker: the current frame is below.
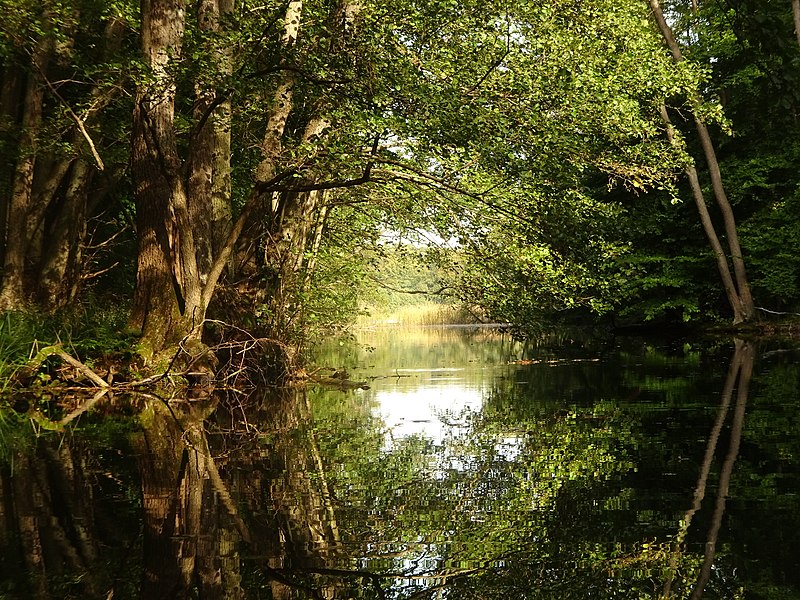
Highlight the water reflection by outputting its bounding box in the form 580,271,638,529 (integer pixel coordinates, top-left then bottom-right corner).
135,397,247,599
0,329,799,599
314,326,524,446
665,340,752,599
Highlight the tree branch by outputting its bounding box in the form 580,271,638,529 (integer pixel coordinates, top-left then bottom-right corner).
35,64,105,171
201,168,300,309
246,63,352,86
365,272,454,297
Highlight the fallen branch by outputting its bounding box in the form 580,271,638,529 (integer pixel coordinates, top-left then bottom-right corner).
756,306,800,316
51,348,110,388
22,345,110,388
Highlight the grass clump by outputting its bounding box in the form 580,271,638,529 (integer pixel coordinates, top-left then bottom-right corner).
0,312,40,381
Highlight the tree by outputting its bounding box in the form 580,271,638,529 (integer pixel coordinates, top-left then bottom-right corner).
0,0,132,311
4,0,788,365
128,0,378,356
129,0,202,354
648,0,756,324
395,0,694,330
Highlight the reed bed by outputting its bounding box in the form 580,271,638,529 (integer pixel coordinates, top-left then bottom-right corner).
356,302,482,327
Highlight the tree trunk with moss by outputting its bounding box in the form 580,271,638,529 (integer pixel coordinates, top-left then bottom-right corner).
130,0,205,354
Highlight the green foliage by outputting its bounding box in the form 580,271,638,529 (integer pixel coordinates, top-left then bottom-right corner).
616,252,712,322
4,0,800,342
0,405,30,463
613,0,800,321
338,0,698,330
211,0,704,334
0,301,134,379
740,193,800,309
0,313,38,381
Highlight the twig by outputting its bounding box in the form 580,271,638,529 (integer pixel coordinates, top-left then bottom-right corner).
35,64,105,171
80,261,120,281
756,306,800,316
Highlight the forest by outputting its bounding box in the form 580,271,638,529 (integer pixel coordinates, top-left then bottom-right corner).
1,0,800,372
3,2,800,598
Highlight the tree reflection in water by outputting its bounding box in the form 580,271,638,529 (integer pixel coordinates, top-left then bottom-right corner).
0,335,799,599
662,339,753,600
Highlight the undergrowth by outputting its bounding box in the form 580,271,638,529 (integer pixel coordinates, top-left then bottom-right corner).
0,301,134,382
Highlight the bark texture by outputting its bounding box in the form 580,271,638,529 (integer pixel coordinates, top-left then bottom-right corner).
131,0,243,355
130,0,204,352
0,36,51,310
794,0,800,47
188,0,234,282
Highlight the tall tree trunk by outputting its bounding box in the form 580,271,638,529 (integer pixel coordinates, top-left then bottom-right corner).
134,402,189,599
130,0,203,354
659,105,748,323
230,0,305,330
37,160,91,307
1,15,124,312
692,119,755,319
188,0,234,283
303,197,329,287
34,16,126,309
11,454,49,599
662,336,741,597
648,0,756,323
0,36,52,310
255,0,303,184
260,389,342,598
256,1,360,335
793,0,800,47
0,65,24,270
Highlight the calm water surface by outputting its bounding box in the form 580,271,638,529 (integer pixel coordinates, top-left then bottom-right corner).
1,327,799,599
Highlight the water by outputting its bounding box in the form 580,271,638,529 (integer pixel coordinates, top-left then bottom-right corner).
1,327,799,599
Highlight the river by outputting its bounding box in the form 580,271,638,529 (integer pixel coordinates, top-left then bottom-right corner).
1,326,799,598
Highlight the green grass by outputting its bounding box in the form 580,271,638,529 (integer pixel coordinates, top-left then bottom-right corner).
0,312,38,381
0,301,133,382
